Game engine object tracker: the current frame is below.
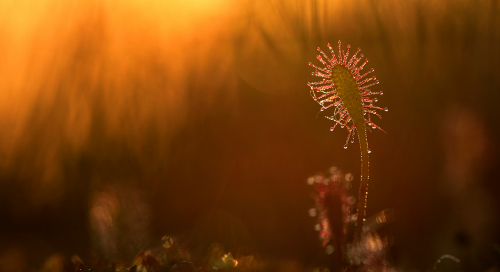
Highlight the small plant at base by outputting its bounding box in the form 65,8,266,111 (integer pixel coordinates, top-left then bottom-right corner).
307,41,387,244
307,167,357,268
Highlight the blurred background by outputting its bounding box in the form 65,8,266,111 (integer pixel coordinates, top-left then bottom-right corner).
0,0,499,270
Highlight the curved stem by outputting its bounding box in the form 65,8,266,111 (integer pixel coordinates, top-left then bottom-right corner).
354,128,369,243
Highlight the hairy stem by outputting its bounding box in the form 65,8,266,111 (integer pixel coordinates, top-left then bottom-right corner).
354,128,369,243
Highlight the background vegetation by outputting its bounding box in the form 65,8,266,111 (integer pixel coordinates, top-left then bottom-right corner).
0,0,499,270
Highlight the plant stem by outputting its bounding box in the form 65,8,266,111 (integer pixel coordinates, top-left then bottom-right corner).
354,128,369,243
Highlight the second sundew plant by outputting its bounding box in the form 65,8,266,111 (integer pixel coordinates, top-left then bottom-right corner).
308,41,387,243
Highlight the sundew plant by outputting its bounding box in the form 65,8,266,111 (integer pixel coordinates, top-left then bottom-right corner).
308,41,387,243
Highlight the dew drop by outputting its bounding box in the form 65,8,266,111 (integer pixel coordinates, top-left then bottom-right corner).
307,177,315,185
368,148,372,154
330,127,334,131
325,245,335,255
344,145,348,149
308,208,317,217
321,108,325,111
384,107,388,112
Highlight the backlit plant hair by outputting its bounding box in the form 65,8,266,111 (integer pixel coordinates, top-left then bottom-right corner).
308,41,387,242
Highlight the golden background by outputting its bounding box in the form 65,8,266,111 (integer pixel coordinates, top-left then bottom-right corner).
0,0,499,270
